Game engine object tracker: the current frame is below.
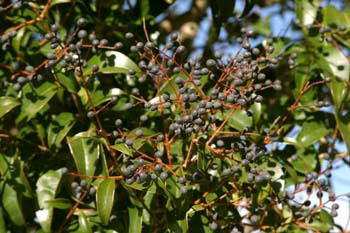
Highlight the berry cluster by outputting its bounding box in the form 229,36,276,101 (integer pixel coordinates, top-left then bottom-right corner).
1,1,348,231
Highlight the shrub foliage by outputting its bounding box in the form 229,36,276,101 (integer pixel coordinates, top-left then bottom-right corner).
0,0,350,232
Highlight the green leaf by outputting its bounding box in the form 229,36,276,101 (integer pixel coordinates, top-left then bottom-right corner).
111,142,133,156
322,5,348,28
295,0,319,26
297,121,330,148
84,51,140,76
17,82,57,123
228,109,252,131
127,207,142,233
319,210,334,227
328,77,349,109
0,155,34,198
67,133,100,177
97,178,115,225
47,112,76,148
307,219,333,232
293,148,318,174
0,182,26,226
140,0,150,16
35,169,63,232
334,109,350,151
44,198,72,209
0,96,20,118
319,45,349,81
0,207,6,233
78,212,93,233
55,72,80,93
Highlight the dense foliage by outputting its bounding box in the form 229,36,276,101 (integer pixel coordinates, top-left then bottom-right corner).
1,0,350,232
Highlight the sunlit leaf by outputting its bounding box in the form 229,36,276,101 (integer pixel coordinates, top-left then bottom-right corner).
79,212,93,233
0,96,20,118
67,133,100,178
44,198,72,209
84,51,140,76
297,121,330,148
35,169,62,232
295,0,320,26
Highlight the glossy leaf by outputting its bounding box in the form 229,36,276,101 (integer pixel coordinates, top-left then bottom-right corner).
111,142,133,156
79,212,93,233
97,178,115,225
334,109,350,151
44,198,72,209
295,0,319,26
55,72,80,93
47,112,76,148
67,133,100,177
319,45,349,81
293,148,318,174
84,51,140,76
228,109,252,131
16,82,57,123
0,182,26,226
0,96,20,118
35,169,62,232
329,77,349,109
128,207,142,233
322,5,347,27
0,155,34,198
297,121,330,148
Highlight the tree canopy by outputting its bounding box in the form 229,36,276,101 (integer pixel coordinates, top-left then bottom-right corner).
0,0,350,232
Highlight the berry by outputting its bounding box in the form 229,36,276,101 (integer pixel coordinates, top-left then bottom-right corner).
115,119,123,127
125,177,134,184
250,215,259,224
160,172,168,181
180,185,188,194
124,103,132,110
13,83,21,91
87,111,95,119
154,151,163,158
179,177,186,184
77,18,87,26
216,140,224,147
156,134,165,142
89,187,96,196
154,164,163,171
330,209,338,217
50,24,59,32
135,129,143,137
71,181,79,189
80,179,87,188
78,30,87,39
222,168,231,176
125,32,134,39
61,167,68,174
125,139,134,147
209,222,218,230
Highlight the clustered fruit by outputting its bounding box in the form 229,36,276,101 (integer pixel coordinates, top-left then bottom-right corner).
1,6,345,230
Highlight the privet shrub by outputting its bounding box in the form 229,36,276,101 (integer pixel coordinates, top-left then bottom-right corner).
0,1,349,232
